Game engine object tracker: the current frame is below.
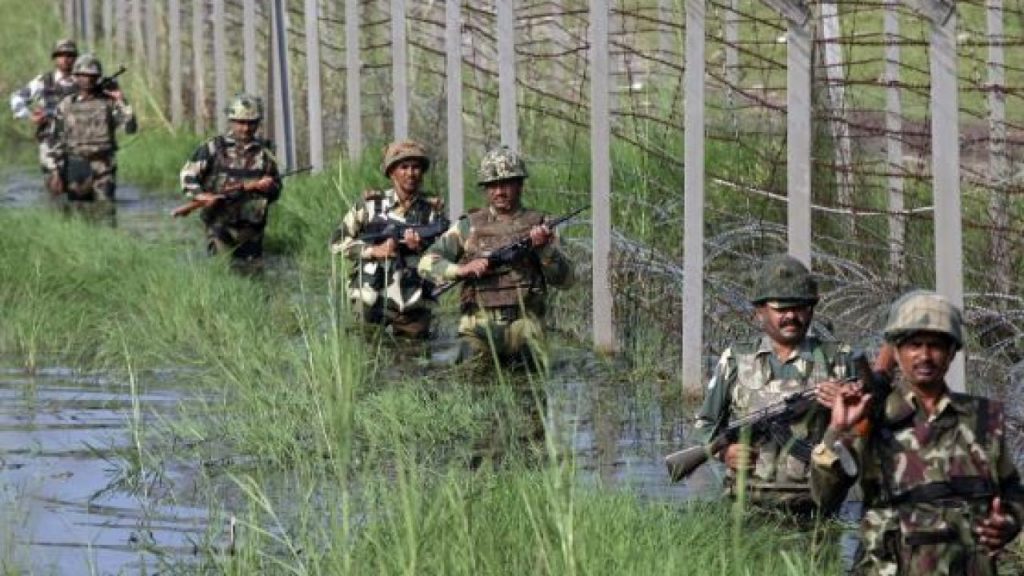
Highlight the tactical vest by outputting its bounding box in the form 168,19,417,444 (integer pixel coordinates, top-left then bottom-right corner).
729,340,848,486
63,96,116,155
37,71,76,140
201,137,273,226
460,208,546,311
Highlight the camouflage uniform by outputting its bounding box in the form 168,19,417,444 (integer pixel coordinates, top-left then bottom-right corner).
50,54,137,221
811,291,1024,576
418,147,575,368
694,254,856,513
330,186,448,338
180,95,281,262
9,39,78,180
695,334,855,511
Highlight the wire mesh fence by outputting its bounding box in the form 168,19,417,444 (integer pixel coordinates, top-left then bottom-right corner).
63,0,1024,396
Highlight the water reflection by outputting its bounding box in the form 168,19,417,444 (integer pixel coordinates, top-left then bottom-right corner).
0,366,209,574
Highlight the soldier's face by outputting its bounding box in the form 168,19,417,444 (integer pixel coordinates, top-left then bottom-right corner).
485,179,523,214
74,74,98,93
230,120,259,143
895,332,956,388
54,54,75,74
389,160,424,198
755,303,813,347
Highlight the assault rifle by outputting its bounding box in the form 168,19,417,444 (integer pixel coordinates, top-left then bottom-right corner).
171,165,311,218
97,66,127,94
663,353,873,482
359,217,450,250
430,205,588,298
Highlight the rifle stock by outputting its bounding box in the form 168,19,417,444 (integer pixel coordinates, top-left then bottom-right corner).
665,434,731,483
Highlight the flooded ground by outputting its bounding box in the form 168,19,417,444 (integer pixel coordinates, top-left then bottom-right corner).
0,364,209,574
0,167,714,573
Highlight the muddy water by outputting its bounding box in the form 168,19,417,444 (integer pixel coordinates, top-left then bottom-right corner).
0,365,209,574
1,167,706,573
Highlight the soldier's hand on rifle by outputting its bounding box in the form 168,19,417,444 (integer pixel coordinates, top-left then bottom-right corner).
720,443,757,472
30,108,47,125
815,379,845,408
402,228,423,252
194,192,221,208
105,88,124,102
529,224,554,248
976,497,1021,555
242,176,275,195
365,237,400,259
458,258,490,279
828,386,871,433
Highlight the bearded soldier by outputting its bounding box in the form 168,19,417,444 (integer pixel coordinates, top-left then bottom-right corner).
180,94,282,270
50,54,137,222
812,290,1023,575
693,254,856,516
418,146,575,370
330,140,448,338
9,38,80,194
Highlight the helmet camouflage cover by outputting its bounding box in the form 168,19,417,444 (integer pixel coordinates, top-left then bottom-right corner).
225,93,263,122
382,139,430,177
883,289,963,349
477,146,528,185
749,254,819,306
72,54,102,76
52,38,79,57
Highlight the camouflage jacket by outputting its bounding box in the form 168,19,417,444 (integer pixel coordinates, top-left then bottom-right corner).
811,386,1024,576
694,334,855,502
9,70,77,139
418,205,575,317
180,134,282,227
50,92,135,163
330,189,448,312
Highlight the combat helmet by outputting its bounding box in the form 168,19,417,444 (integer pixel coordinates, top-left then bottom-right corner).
225,93,263,122
72,54,102,77
883,290,963,350
478,146,528,185
52,38,79,57
381,139,430,177
749,254,819,307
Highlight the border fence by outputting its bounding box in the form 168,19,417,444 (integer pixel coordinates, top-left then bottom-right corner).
58,0,1023,395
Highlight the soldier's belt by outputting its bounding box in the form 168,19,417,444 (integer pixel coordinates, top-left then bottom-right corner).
888,477,994,507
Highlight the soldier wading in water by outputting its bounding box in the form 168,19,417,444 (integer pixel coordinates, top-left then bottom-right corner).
179,94,282,273
330,140,449,339
693,254,856,518
419,146,575,372
812,290,1023,575
9,38,80,196
49,54,137,224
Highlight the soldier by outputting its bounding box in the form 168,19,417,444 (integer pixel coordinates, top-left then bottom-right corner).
180,94,282,270
330,140,448,338
812,290,1023,575
50,54,137,223
9,38,80,195
693,254,856,517
418,146,575,370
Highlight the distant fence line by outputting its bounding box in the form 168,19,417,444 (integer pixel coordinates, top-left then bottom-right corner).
58,0,1024,393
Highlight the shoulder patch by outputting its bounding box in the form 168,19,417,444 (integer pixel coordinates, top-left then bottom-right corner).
424,196,445,212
